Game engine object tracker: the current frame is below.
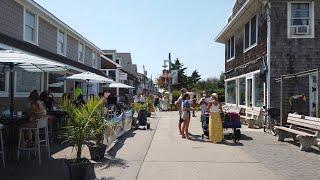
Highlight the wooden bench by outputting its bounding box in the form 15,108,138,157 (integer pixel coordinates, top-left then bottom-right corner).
223,105,241,114
240,107,263,128
275,113,320,151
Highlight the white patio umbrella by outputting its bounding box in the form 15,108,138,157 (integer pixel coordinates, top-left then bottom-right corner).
65,71,114,99
108,82,135,89
103,82,135,102
0,49,69,114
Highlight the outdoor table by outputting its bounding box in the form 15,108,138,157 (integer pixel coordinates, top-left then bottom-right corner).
0,115,27,160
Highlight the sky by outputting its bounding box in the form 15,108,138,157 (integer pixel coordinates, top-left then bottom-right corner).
36,0,234,80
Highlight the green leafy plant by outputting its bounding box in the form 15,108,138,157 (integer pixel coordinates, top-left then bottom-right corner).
60,97,105,160
132,102,148,111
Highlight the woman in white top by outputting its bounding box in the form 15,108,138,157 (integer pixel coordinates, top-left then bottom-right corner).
207,93,224,143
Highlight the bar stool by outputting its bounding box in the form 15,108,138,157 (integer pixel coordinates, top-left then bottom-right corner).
17,117,50,165
0,124,5,167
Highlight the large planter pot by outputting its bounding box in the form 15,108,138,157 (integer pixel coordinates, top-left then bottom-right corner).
66,158,91,180
88,144,107,160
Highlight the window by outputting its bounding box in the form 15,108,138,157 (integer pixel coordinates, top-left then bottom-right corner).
107,70,116,81
15,68,42,97
225,36,235,61
24,10,38,44
57,30,66,55
288,2,314,38
244,15,258,52
92,52,97,68
78,43,85,63
226,80,236,104
247,78,253,106
48,72,65,96
0,71,8,97
239,77,246,106
254,74,264,107
0,71,6,92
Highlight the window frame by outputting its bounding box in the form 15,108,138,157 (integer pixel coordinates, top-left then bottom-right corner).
226,36,235,62
92,52,97,68
287,1,315,39
23,8,39,45
78,43,85,63
57,29,67,56
225,70,265,108
0,71,9,97
243,15,258,53
14,71,44,97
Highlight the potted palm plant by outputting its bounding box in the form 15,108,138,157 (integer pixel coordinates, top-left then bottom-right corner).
60,97,103,180
86,98,109,160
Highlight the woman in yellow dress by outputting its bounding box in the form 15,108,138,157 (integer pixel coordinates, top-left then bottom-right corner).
207,93,224,143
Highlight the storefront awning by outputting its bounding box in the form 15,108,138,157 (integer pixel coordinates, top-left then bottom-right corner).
0,50,69,72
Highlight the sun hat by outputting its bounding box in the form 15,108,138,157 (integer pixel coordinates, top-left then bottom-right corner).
211,93,218,99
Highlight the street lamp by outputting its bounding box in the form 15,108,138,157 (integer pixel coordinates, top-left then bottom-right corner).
163,53,172,109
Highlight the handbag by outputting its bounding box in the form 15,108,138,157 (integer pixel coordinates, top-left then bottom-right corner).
181,111,189,120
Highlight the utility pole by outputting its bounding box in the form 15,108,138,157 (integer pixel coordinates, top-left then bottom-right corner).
168,53,172,109
143,65,146,94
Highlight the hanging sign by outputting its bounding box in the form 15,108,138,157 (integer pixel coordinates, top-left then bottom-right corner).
119,72,128,80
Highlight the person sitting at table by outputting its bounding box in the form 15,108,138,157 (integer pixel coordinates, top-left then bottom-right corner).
74,94,85,107
40,91,54,111
20,90,47,147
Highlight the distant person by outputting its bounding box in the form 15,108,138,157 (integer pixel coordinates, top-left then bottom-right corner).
181,93,192,139
162,95,168,111
199,92,210,115
74,83,82,100
139,94,146,103
175,88,187,135
207,93,223,143
107,92,117,105
74,94,85,107
191,94,197,117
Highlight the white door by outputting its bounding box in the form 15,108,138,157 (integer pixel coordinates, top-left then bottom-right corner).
309,75,317,117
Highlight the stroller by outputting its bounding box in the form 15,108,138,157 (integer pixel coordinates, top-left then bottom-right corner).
223,112,242,143
134,109,150,130
201,112,210,139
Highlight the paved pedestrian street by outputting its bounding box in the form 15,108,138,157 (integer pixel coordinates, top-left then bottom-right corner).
98,111,320,180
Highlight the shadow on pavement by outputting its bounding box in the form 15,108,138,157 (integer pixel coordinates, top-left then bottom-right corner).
107,128,137,158
286,141,320,155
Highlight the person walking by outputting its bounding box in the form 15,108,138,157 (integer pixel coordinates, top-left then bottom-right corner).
207,93,224,143
199,92,210,115
174,88,187,135
191,94,197,117
181,93,192,139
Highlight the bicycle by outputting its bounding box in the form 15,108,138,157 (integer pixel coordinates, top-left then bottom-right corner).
263,107,280,136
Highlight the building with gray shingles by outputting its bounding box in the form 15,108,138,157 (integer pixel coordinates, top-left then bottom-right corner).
0,0,117,110
215,0,320,119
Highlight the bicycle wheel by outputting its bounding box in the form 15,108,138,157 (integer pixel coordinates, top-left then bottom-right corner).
270,118,277,136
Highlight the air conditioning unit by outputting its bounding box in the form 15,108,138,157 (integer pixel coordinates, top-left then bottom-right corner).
290,25,310,35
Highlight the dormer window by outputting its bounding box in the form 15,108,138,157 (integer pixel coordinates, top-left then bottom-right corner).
226,36,235,61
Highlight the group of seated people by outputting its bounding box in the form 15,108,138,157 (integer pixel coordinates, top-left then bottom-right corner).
20,90,55,147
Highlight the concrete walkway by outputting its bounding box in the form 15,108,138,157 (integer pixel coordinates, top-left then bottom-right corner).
137,111,282,180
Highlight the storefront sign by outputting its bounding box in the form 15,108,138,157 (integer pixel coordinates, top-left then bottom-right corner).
119,72,128,80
